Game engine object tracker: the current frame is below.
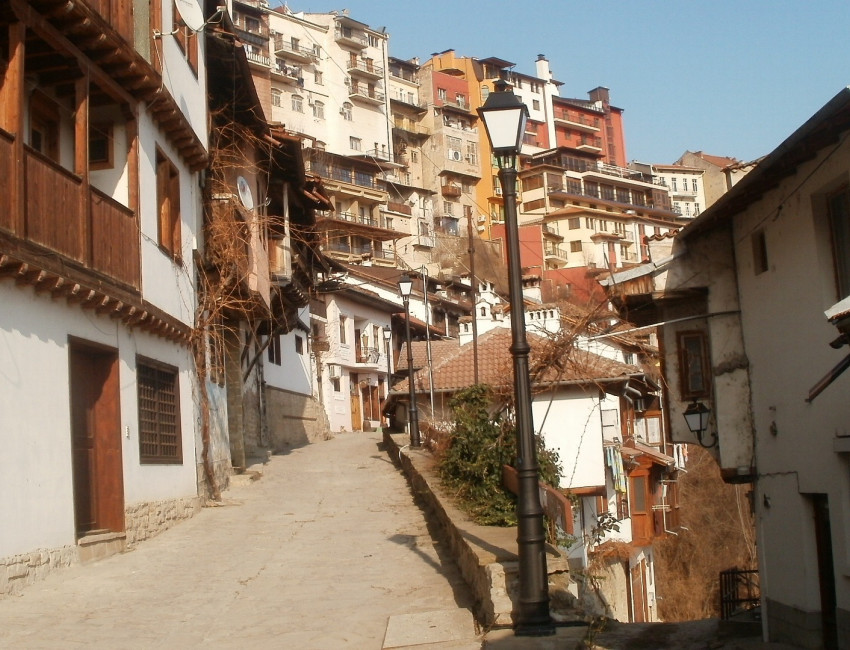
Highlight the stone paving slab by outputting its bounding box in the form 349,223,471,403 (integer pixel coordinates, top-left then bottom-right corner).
383,609,478,648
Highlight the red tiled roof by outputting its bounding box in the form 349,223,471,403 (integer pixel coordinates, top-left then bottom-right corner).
395,328,643,394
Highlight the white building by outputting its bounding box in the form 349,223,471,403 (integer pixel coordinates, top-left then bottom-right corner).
604,88,850,647
0,0,209,592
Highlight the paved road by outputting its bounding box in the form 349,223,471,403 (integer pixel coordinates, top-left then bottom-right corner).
0,431,479,649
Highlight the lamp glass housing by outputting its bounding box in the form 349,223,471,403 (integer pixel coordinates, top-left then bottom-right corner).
683,400,710,435
477,80,529,161
398,274,413,298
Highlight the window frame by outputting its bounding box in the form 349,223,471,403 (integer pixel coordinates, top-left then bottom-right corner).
156,148,182,261
677,330,711,400
137,356,183,465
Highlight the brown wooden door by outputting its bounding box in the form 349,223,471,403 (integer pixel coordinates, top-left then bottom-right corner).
349,373,361,431
70,343,124,536
629,470,651,545
630,561,648,622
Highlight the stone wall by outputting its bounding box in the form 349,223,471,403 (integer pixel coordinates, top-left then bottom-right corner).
0,546,76,596
124,496,202,546
265,385,332,450
383,432,578,627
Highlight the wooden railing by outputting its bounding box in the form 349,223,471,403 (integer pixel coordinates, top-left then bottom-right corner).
0,130,14,232
83,0,134,43
2,145,141,289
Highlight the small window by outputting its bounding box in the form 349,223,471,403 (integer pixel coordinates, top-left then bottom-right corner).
267,333,281,365
339,315,348,344
291,94,304,112
752,229,768,275
568,217,580,230
89,123,113,170
314,70,323,85
828,189,850,299
156,149,181,260
312,100,324,119
570,240,582,253
678,330,710,399
350,137,361,151
438,88,447,101
271,88,282,107
332,377,341,392
138,358,182,464
295,335,304,355
342,102,353,121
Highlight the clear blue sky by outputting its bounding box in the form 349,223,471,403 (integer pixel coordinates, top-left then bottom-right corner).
291,0,850,164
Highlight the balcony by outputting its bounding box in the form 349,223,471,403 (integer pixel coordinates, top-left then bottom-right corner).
435,217,460,237
270,63,303,84
0,133,139,290
544,242,568,262
244,48,271,68
392,122,430,139
576,138,603,153
389,68,420,85
357,347,381,365
416,234,436,248
384,201,412,216
349,85,385,106
335,28,368,49
348,60,384,79
440,99,471,114
274,38,319,63
441,184,462,198
307,161,377,190
553,110,600,133
334,211,381,227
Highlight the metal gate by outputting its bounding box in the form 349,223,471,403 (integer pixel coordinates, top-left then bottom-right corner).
719,568,760,620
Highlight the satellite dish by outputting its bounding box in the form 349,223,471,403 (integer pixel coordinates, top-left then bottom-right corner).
236,176,254,211
174,0,205,32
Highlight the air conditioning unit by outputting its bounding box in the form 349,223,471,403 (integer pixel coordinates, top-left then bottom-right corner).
449,150,462,162
328,364,342,378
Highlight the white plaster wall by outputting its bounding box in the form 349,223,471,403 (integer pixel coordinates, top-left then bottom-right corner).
263,329,312,395
137,111,199,325
534,388,608,489
731,142,850,613
0,283,198,558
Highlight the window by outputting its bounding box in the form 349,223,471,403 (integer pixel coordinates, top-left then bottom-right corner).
410,150,418,163
368,34,379,47
342,102,353,121
244,16,260,33
172,1,198,74
312,100,324,119
443,201,454,216
568,217,580,230
291,94,303,112
671,178,678,192
89,123,113,170
137,358,182,464
332,377,341,392
532,99,540,111
29,91,59,162
295,335,304,355
570,240,582,253
752,229,768,275
156,149,181,260
692,178,698,192
339,315,348,344
678,330,710,399
314,70,323,85
466,142,478,165
585,217,595,229
437,88,447,101
828,189,850,298
271,88,282,107
267,333,281,365
350,136,361,151
455,93,466,108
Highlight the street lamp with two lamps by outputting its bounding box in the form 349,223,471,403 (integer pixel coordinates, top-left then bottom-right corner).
478,79,554,636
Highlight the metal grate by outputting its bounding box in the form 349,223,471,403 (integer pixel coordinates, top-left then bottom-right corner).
719,568,760,620
138,361,182,463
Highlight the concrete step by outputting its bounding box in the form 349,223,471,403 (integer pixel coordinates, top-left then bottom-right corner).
383,609,481,649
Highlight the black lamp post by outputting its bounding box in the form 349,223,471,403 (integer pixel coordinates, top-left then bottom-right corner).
398,274,421,448
478,80,554,636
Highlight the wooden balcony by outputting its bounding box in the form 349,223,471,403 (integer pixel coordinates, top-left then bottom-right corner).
0,131,140,290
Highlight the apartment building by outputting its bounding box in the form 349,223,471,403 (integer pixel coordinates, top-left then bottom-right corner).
630,162,707,218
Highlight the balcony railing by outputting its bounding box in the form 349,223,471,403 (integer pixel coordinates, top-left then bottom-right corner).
307,161,376,189
389,69,419,84
331,211,381,227
0,134,139,289
349,85,385,104
335,28,368,48
244,48,271,67
385,201,412,215
441,184,461,197
273,38,319,62
348,60,384,78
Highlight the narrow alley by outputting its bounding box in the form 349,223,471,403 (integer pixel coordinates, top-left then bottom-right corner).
0,432,479,649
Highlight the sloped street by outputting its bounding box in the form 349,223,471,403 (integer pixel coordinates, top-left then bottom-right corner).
0,431,479,649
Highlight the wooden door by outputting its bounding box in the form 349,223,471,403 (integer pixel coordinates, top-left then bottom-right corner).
349,373,361,431
629,470,651,545
630,561,648,622
70,343,124,536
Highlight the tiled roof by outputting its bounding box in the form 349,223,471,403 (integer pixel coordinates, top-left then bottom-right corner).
394,328,644,394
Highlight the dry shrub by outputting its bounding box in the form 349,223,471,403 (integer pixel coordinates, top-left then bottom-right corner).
654,445,757,621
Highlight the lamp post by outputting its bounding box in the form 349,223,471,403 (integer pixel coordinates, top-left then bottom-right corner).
478,80,554,636
397,274,421,448
383,327,392,428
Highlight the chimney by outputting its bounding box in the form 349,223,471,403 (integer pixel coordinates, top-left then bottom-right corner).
535,54,552,82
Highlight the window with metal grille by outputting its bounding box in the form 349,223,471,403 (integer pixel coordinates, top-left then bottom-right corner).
138,359,182,464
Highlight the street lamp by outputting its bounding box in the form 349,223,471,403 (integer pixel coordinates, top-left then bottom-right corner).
383,327,393,428
683,400,717,448
478,80,554,636
397,274,421,448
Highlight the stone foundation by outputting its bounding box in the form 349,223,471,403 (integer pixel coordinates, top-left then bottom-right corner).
124,496,202,546
265,386,332,450
0,546,77,596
